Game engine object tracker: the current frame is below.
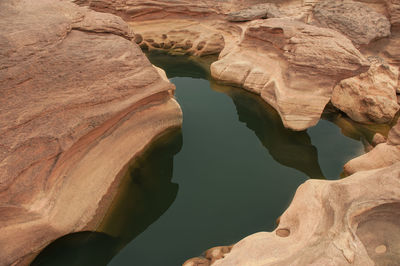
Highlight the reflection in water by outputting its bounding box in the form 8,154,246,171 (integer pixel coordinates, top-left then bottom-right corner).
149,52,325,178
34,53,367,266
32,129,182,266
217,84,325,179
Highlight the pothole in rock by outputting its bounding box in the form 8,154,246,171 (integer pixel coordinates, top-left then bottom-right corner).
356,202,400,265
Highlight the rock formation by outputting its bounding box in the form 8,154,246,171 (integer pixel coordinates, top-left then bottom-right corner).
226,3,283,22
313,0,391,46
344,118,400,175
3,0,400,265
205,163,400,266
211,18,369,130
0,0,182,265
331,56,400,124
387,0,400,27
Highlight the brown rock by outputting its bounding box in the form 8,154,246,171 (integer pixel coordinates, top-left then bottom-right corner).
211,18,369,130
331,57,400,124
226,3,283,22
387,0,400,27
344,118,400,175
371,133,387,146
183,257,211,266
0,0,182,264
313,0,391,46
205,246,232,264
129,19,232,57
210,163,400,266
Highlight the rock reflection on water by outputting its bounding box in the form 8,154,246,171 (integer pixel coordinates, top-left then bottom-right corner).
217,84,325,179
149,52,325,179
32,129,182,266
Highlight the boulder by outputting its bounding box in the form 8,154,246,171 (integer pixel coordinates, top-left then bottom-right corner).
0,0,182,264
331,57,400,124
313,0,391,46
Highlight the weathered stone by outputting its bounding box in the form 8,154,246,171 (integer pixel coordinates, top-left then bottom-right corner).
344,118,400,175
211,18,369,131
227,3,283,22
183,257,211,266
313,0,391,45
211,163,400,266
129,19,232,57
0,0,182,264
331,57,400,124
205,246,232,264
387,0,400,27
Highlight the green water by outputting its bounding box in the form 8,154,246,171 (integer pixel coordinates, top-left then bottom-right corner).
32,54,366,266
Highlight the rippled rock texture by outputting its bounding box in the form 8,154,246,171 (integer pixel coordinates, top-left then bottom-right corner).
0,0,182,265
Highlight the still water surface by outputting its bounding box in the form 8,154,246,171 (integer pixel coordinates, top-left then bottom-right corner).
32,54,365,266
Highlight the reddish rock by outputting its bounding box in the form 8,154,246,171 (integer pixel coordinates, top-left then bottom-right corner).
0,0,182,264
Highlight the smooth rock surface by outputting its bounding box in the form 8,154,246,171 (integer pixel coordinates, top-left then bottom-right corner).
211,163,400,265
331,57,400,124
211,18,369,130
0,0,182,265
344,118,400,175
313,0,391,46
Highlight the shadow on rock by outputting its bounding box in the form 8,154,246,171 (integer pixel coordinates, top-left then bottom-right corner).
32,129,183,265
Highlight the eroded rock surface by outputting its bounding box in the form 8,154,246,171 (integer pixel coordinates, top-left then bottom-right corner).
313,0,391,46
0,0,182,265
211,163,400,266
387,0,400,27
211,18,369,130
332,57,400,124
344,118,400,175
226,3,283,22
131,19,230,57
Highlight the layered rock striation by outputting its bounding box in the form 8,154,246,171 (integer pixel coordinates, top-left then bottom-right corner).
0,0,182,265
3,0,400,265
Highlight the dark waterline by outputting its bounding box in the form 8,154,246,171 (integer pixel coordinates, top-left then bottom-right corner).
32,54,365,266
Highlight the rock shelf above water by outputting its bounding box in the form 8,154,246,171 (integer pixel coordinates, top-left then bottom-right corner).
0,0,182,264
2,0,400,265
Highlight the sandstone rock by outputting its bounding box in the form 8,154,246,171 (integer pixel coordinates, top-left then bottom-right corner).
205,246,232,264
183,257,211,266
211,18,369,130
129,19,231,57
387,0,400,27
331,57,400,124
313,0,391,46
226,3,283,22
371,133,387,146
209,163,400,265
0,0,182,264
344,118,400,175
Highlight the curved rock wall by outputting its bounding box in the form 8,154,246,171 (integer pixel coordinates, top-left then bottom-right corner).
3,0,400,265
0,0,182,265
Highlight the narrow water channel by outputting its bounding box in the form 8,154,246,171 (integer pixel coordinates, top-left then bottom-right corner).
32,54,366,266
